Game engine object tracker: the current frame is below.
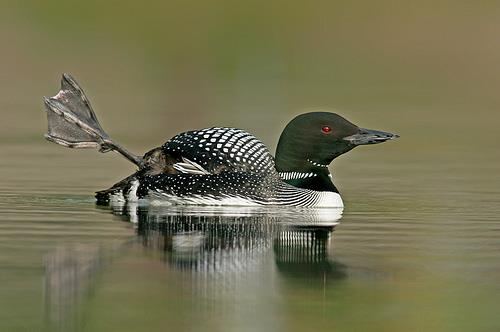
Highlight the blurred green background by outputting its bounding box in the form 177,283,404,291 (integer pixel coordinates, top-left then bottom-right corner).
2,0,499,149
2,0,499,193
0,2,499,331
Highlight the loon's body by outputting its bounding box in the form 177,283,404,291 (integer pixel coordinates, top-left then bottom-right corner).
43,74,397,207
96,127,344,207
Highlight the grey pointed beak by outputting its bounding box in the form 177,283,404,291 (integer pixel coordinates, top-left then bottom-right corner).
343,128,399,145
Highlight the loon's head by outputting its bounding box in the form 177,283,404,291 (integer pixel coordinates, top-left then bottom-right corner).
275,112,398,174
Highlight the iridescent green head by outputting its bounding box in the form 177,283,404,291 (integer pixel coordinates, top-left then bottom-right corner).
275,112,398,173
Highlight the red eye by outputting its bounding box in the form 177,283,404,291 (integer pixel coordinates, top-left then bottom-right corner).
321,126,332,134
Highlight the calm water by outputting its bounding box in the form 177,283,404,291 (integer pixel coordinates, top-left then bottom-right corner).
2,2,500,330
0,141,499,332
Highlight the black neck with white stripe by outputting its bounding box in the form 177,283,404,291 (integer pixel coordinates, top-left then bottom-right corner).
279,170,339,193
274,113,361,193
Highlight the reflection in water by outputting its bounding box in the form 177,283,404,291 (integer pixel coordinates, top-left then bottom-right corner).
44,245,103,332
132,205,345,280
275,228,347,279
44,204,344,330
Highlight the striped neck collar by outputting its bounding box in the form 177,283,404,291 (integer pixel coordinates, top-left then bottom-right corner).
279,171,318,181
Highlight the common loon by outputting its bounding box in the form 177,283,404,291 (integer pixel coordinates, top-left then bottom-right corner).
43,74,398,207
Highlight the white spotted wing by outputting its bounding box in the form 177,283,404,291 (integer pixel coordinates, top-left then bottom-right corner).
163,127,276,175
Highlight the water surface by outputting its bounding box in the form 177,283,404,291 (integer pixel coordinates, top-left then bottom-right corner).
0,142,499,332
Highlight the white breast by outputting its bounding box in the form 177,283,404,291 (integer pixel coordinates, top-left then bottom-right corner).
314,191,344,208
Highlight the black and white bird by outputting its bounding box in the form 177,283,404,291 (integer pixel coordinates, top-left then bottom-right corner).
43,74,398,208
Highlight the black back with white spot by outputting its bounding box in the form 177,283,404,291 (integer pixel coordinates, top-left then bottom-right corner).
164,127,276,175
130,127,282,201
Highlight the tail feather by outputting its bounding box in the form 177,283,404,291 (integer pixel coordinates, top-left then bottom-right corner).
95,173,140,205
